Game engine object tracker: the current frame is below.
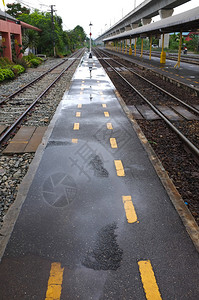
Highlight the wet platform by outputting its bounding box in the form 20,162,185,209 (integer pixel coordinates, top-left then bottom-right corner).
0,51,198,299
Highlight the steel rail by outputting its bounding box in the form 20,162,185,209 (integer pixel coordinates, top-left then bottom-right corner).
97,48,199,115
94,48,199,159
0,49,84,146
0,49,82,106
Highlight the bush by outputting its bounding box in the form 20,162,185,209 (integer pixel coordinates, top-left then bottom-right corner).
29,58,41,67
12,64,25,75
0,68,15,80
13,57,28,70
0,69,4,81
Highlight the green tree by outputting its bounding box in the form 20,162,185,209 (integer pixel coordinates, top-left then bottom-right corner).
6,2,30,18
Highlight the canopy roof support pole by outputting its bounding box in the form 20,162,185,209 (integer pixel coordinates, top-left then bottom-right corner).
174,31,182,68
140,38,143,58
134,38,137,56
129,38,132,55
149,36,152,60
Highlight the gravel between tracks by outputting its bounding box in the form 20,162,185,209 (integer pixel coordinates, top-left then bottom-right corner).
0,56,81,228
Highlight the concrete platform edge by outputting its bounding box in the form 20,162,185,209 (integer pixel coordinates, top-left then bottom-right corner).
115,89,199,253
0,92,68,261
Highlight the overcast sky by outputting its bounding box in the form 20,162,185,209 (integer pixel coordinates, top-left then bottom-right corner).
0,0,198,38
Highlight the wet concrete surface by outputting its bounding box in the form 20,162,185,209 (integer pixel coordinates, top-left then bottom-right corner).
0,51,198,299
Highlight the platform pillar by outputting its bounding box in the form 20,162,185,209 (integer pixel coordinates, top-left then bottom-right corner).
174,31,182,69
2,32,12,61
140,38,143,58
129,38,132,55
160,33,166,64
125,39,128,54
149,36,152,60
134,38,137,56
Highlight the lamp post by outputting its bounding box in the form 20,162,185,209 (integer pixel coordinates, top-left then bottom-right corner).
89,22,93,58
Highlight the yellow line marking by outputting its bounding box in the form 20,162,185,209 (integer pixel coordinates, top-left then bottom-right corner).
180,76,184,78
110,138,118,148
102,104,107,108
194,81,199,84
77,104,82,108
100,91,103,95
101,97,105,100
97,81,100,83
82,80,85,83
107,123,113,130
76,112,81,117
122,196,138,223
186,78,191,81
45,262,64,300
138,260,162,300
10,141,28,144
104,111,109,117
73,123,79,130
175,74,179,77
72,139,78,143
114,160,125,176
80,91,83,95
81,87,84,90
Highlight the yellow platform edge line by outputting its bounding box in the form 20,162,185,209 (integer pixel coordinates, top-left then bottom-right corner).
110,138,118,148
76,112,81,117
114,160,125,176
102,104,107,108
72,139,78,143
138,260,162,300
104,111,109,117
122,196,138,223
107,123,113,130
73,123,79,130
77,104,82,108
45,262,64,300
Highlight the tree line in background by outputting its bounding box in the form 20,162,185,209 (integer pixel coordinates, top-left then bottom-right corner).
6,2,89,57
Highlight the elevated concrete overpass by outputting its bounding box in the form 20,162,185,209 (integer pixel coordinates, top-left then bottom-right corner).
101,6,199,68
95,0,192,45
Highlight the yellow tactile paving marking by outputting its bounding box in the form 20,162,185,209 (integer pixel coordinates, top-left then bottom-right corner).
80,91,83,95
104,112,109,117
107,123,113,130
122,196,138,223
72,139,78,143
100,91,103,95
110,138,118,148
114,160,125,176
77,104,82,108
138,260,162,300
45,262,64,300
73,123,79,130
76,112,81,117
82,80,85,83
102,104,107,108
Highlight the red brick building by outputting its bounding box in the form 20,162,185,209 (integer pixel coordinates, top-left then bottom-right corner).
0,9,41,61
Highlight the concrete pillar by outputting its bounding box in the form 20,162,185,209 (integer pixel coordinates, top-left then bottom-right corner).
2,32,12,60
141,18,152,26
159,9,174,48
14,33,23,59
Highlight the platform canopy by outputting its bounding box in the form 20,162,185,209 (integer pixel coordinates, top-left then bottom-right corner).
103,6,199,42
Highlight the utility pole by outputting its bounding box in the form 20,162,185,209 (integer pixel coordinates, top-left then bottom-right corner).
50,5,56,57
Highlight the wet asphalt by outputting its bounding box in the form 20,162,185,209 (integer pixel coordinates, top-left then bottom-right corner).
0,51,198,300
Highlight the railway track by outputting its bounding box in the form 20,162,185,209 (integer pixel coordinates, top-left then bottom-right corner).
94,48,199,158
93,47,199,224
0,49,85,147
